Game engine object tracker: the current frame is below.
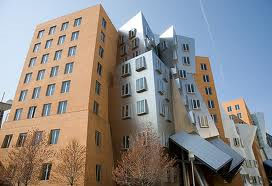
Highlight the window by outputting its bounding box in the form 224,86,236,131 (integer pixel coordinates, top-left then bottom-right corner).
182,43,189,51
95,130,101,147
100,31,105,42
29,57,36,67
42,103,51,116
120,45,127,56
32,87,41,99
37,69,45,80
54,50,62,60
186,84,195,93
57,35,66,45
179,70,187,79
45,39,53,49
63,63,73,75
57,101,67,114
132,51,139,58
137,99,148,115
50,66,59,77
1,134,13,148
235,104,240,110
119,35,125,45
27,106,36,119
61,22,69,31
41,53,49,64
121,83,131,97
237,113,242,119
131,38,139,49
199,115,209,128
102,18,107,29
135,56,146,71
129,28,136,39
16,133,27,147
121,63,131,77
155,60,162,73
201,63,207,70
74,17,82,27
49,129,60,144
191,99,200,109
41,163,52,180
208,100,215,109
203,75,210,82
96,164,102,182
253,160,258,168
93,101,99,115
37,30,44,39
33,43,41,52
98,46,104,58
49,26,56,35
68,46,77,57
71,31,79,41
61,80,71,93
14,108,23,120
165,105,172,122
122,136,129,149
229,115,234,120
183,56,190,65
97,62,102,76
24,73,32,83
205,87,212,95
33,131,43,145
211,114,217,123
159,99,165,116
158,79,164,94
46,84,56,96
227,106,232,112
95,81,101,95
121,104,131,119
19,90,28,101
136,77,147,92
161,40,168,50
233,138,240,146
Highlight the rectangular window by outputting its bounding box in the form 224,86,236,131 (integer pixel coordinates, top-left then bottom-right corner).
19,90,28,101
36,69,45,80
132,51,139,58
46,84,56,96
205,87,212,95
45,39,53,49
121,83,131,97
1,134,13,148
100,31,105,42
121,104,131,119
135,56,146,71
157,79,165,95
27,106,37,119
119,35,125,45
235,104,240,110
183,56,190,65
64,62,74,74
233,138,240,146
57,35,66,45
179,70,187,79
186,84,195,94
14,108,23,121
68,46,77,57
122,136,129,149
49,26,56,35
182,43,189,51
32,87,41,99
201,63,207,70
120,45,127,56
159,99,165,116
136,77,147,92
136,99,148,115
74,17,82,27
57,101,67,114
41,163,52,180
208,100,215,109
96,164,102,182
237,113,242,119
33,131,43,145
61,80,71,93
50,66,59,77
29,57,36,67
37,30,44,39
24,73,32,83
33,43,41,52
41,53,49,64
95,80,101,95
131,38,139,49
95,130,101,147
98,46,104,58
97,62,102,76
121,63,131,77
211,114,217,123
16,133,27,147
49,129,60,144
129,28,136,39
102,18,107,29
61,22,69,31
227,106,232,112
155,60,162,74
191,99,201,109
71,31,79,41
42,103,51,116
199,115,209,128
203,75,210,82
93,101,99,115
54,50,62,60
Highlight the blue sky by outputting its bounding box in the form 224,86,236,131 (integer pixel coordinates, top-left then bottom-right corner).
0,0,271,132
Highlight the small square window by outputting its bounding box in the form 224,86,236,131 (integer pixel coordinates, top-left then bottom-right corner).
57,101,67,114
129,28,136,39
68,46,77,57
121,63,131,77
24,73,32,84
121,104,131,119
74,17,82,27
27,106,37,119
41,54,49,64
179,70,186,79
32,87,41,99
135,56,146,71
19,90,28,102
50,66,59,77
46,84,56,96
49,26,56,35
61,22,69,31
121,83,131,97
49,129,60,144
45,39,53,49
136,99,148,115
61,80,71,93
182,43,189,51
54,50,62,60
65,62,74,74
186,84,195,94
235,104,240,110
71,31,79,41
183,56,190,65
14,108,23,121
36,69,45,80
208,100,215,109
58,35,66,45
203,75,210,82
205,87,212,95
1,134,13,148
16,133,27,147
201,63,207,70
29,57,37,67
37,30,45,39
42,103,51,116
227,106,232,112
191,99,201,109
136,77,147,93
33,43,41,52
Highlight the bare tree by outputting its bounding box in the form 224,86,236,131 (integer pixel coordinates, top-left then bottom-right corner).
51,139,86,186
112,126,176,186
2,129,54,186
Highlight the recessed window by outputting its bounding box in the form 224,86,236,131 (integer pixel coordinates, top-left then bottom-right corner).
24,73,32,84
49,26,56,35
68,46,77,57
208,100,215,109
95,80,101,95
41,163,52,180
186,84,195,94
199,115,209,128
46,84,56,96
233,138,240,146
157,79,164,95
129,28,136,39
205,87,212,95
135,56,146,71
131,38,139,49
42,103,51,116
27,106,36,119
61,80,71,93
16,133,27,147
45,39,53,49
74,17,82,27
49,129,60,145
1,134,13,148
182,43,189,51
159,99,165,116
132,51,139,58
41,53,49,64
211,114,217,123
119,35,125,45
61,22,69,31
227,106,232,112
96,164,102,182
235,104,240,110
183,56,190,65
50,66,59,77
32,87,41,99
122,136,129,149
33,43,41,52
201,63,207,70
33,131,43,145
37,30,45,39
93,101,99,115
120,45,127,56
121,83,131,97
64,62,74,74
29,57,37,67
121,63,131,77
57,100,67,114
58,35,66,45
203,75,210,82
97,62,102,76
19,90,28,102
136,99,148,115
36,69,45,80
95,130,101,147
136,77,147,93
179,70,187,79
98,46,104,58
102,18,107,29
54,50,62,60
191,99,200,109
237,113,242,119
155,60,162,74
14,108,23,121
71,31,79,41
100,31,105,42
121,104,131,119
